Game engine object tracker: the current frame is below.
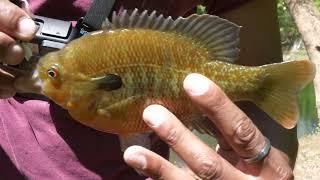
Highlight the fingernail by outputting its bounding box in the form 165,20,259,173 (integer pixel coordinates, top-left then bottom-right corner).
124,146,147,169
143,105,169,127
4,44,24,65
183,73,210,96
17,18,36,38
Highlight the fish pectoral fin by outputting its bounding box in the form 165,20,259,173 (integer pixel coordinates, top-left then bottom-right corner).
119,132,152,152
90,74,123,91
103,9,240,63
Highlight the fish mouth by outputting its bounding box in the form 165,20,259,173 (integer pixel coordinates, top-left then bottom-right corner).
32,70,44,90
14,69,43,95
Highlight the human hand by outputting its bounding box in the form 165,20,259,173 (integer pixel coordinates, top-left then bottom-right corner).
0,0,37,98
124,74,294,179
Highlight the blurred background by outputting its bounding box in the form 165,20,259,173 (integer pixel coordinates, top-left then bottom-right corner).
278,0,319,137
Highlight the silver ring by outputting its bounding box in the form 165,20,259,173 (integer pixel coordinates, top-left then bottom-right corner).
242,138,271,164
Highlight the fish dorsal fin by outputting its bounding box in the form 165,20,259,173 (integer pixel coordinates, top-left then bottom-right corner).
102,9,241,63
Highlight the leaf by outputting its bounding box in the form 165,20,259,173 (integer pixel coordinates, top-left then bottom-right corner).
196,5,207,15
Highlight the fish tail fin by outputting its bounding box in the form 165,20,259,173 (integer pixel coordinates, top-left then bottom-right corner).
254,60,315,129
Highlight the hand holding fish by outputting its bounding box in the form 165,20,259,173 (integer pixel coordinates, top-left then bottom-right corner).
124,73,293,180
11,9,310,179
32,10,312,178
0,0,36,98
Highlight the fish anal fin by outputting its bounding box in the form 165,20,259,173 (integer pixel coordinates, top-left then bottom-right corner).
102,9,240,63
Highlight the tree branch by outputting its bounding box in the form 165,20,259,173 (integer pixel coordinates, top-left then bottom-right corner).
285,0,320,121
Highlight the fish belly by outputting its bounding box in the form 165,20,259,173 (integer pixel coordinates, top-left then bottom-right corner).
64,29,265,134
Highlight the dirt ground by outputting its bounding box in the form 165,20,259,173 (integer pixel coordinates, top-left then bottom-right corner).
294,133,320,179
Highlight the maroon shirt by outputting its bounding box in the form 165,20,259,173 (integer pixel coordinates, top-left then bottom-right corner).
0,0,250,179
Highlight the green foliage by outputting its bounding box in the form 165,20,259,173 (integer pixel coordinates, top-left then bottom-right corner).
316,0,320,8
277,0,320,48
298,83,319,136
277,0,300,47
196,5,207,15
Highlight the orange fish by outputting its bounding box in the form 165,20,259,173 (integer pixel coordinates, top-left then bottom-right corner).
33,9,315,148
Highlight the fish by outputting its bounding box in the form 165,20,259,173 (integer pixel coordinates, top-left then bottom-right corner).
32,9,315,148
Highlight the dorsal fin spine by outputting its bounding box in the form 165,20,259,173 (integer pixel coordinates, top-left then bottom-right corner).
102,9,241,63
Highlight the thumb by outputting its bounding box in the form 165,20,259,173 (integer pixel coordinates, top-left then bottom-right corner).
0,0,37,40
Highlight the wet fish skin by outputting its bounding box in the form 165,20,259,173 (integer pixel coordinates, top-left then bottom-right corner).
34,10,315,135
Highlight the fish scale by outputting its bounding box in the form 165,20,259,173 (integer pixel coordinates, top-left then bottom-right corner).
35,10,315,136
60,30,210,77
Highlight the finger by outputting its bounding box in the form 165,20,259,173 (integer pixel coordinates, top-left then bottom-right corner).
259,148,293,179
0,63,24,89
143,105,245,179
0,63,24,76
216,144,239,166
0,31,15,62
203,121,240,165
183,73,266,162
0,63,40,94
124,146,194,180
0,31,15,49
12,0,33,16
0,32,24,64
0,0,36,40
212,126,239,166
0,65,16,97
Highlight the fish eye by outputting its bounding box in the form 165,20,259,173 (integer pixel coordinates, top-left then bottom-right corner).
47,65,59,78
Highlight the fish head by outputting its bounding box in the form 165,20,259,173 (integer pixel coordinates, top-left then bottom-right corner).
35,51,76,106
